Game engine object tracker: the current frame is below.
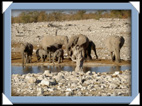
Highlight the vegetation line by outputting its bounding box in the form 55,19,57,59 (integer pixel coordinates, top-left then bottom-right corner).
12,10,131,23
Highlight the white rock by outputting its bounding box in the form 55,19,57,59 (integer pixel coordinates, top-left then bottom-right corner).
37,88,43,96
39,79,50,86
65,91,72,96
25,76,36,83
113,71,120,75
43,70,51,76
66,88,72,92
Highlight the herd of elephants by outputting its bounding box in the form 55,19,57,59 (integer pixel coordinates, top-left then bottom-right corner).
20,34,125,66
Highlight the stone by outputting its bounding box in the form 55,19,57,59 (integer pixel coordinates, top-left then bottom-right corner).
109,83,118,89
58,79,66,84
66,88,72,92
39,79,50,86
54,74,65,82
37,88,44,96
49,79,58,85
25,76,36,83
43,70,51,76
65,91,73,96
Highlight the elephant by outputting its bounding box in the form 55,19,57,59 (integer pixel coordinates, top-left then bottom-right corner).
53,48,64,64
36,49,47,62
66,34,89,60
40,35,68,51
86,40,98,60
47,43,63,62
20,43,33,66
105,36,125,63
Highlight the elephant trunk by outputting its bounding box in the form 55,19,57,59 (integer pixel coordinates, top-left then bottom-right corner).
65,45,71,58
114,47,120,63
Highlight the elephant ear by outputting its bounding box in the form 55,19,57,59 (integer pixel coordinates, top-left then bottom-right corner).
77,34,88,46
119,36,125,48
73,37,79,46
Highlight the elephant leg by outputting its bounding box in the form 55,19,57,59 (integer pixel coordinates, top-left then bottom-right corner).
110,52,115,62
82,49,85,58
49,52,52,62
25,54,28,63
42,55,44,62
114,48,120,63
44,55,46,62
22,52,25,66
87,48,92,60
29,55,32,63
93,46,98,59
45,55,47,61
52,55,55,64
27,56,30,63
58,57,61,63
37,56,41,62
61,57,63,63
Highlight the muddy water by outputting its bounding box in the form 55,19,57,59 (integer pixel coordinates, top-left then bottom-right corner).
11,65,131,75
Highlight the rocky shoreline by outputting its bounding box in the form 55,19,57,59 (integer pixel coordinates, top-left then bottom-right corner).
11,69,131,96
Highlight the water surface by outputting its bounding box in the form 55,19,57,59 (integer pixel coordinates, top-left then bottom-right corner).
11,65,131,74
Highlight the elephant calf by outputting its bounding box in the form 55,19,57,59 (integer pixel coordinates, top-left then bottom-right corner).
105,36,125,63
47,43,62,62
53,48,64,64
20,43,33,66
36,49,47,62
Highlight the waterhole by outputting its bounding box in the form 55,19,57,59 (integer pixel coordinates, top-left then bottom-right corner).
11,65,131,74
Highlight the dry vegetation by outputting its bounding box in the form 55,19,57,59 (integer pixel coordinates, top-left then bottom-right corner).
12,10,131,23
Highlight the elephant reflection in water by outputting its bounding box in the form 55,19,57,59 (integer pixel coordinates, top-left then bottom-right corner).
22,66,33,74
109,65,121,74
37,65,63,72
37,66,48,72
52,65,63,72
83,67,92,73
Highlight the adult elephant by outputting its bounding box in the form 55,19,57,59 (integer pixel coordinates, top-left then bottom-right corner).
66,34,89,59
40,35,68,51
20,43,33,66
105,36,125,63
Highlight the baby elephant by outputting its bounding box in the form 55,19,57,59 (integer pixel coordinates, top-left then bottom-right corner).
53,48,64,64
47,43,62,62
36,49,47,62
105,36,125,63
